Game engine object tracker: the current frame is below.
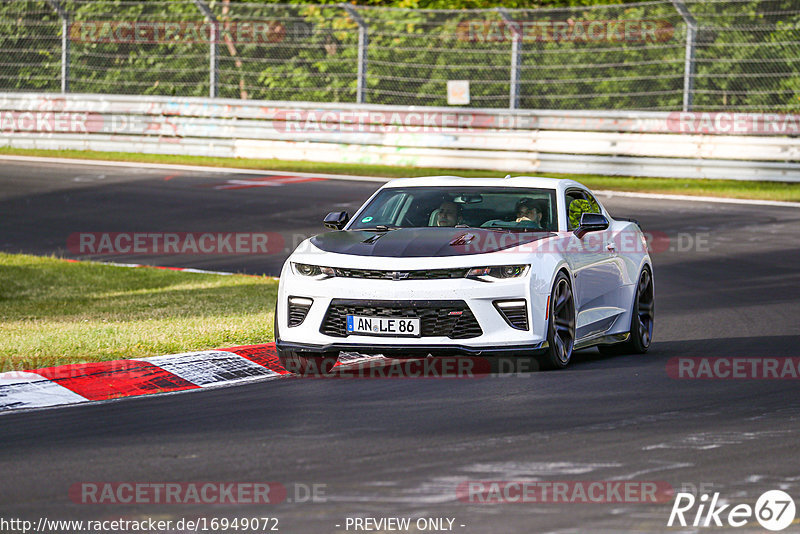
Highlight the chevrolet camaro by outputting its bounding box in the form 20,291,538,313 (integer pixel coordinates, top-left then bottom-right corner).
275,176,654,373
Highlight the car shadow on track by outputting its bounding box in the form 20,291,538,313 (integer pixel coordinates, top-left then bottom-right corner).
319,334,798,378
570,333,800,370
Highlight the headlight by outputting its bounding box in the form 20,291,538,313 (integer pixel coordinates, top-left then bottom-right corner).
467,265,529,280
292,263,320,276
291,263,335,278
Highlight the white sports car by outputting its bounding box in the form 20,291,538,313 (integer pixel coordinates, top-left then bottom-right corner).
275,176,654,373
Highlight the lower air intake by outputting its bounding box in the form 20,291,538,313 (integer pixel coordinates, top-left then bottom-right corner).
321,299,482,339
494,300,529,331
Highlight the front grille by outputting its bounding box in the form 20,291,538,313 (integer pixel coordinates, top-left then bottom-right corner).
288,297,312,327
494,300,529,331
321,299,482,339
330,268,470,280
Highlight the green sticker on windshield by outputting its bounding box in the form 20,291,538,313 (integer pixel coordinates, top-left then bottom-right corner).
361,216,373,223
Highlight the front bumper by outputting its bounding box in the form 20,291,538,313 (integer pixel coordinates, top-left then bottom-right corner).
277,264,550,351
276,339,549,358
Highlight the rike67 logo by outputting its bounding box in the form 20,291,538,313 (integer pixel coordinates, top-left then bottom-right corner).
668,490,796,531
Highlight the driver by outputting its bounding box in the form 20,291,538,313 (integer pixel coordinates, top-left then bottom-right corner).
514,198,543,228
434,200,462,227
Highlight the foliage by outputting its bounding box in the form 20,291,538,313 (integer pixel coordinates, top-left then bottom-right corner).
0,0,797,110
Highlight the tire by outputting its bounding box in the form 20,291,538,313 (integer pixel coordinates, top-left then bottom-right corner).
540,271,576,370
598,266,654,356
277,347,338,376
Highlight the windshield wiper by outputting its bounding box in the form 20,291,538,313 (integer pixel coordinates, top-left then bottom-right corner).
359,225,398,232
482,226,546,233
360,225,399,244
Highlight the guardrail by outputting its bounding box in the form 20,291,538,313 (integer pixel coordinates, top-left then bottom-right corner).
1,93,799,181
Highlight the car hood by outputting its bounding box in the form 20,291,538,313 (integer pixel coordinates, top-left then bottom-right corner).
309,228,556,257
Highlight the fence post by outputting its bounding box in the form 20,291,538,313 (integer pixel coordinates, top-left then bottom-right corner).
193,0,218,98
45,0,69,93
671,0,697,112
342,4,368,104
497,8,521,110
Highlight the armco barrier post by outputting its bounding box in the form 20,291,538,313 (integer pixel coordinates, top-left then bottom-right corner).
193,0,219,99
45,0,69,93
342,4,368,104
671,0,697,112
497,8,521,110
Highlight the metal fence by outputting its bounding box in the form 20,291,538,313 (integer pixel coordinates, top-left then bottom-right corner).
1,0,799,112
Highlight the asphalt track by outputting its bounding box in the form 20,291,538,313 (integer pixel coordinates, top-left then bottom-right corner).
1,160,800,533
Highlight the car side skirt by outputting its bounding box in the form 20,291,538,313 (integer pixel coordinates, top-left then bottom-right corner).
574,332,630,351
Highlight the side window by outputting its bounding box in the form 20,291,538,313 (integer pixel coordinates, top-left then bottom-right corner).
584,192,601,215
566,190,601,231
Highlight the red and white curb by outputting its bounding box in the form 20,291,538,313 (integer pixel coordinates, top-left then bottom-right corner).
0,261,382,413
0,344,284,412
0,344,385,413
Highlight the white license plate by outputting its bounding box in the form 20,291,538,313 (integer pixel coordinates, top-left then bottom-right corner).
346,315,421,337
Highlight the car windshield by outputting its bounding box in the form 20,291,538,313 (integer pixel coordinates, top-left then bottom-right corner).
348,186,558,231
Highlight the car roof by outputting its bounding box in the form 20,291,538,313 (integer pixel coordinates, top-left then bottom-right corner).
380,175,590,193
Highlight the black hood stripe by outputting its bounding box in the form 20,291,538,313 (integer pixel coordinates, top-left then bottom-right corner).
310,228,554,257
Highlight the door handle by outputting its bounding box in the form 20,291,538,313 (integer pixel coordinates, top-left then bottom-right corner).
606,242,616,252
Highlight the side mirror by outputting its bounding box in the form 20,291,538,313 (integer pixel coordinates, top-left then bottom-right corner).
323,211,350,230
574,212,609,238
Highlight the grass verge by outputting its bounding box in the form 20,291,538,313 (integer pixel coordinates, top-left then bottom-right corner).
0,252,277,371
2,147,799,202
